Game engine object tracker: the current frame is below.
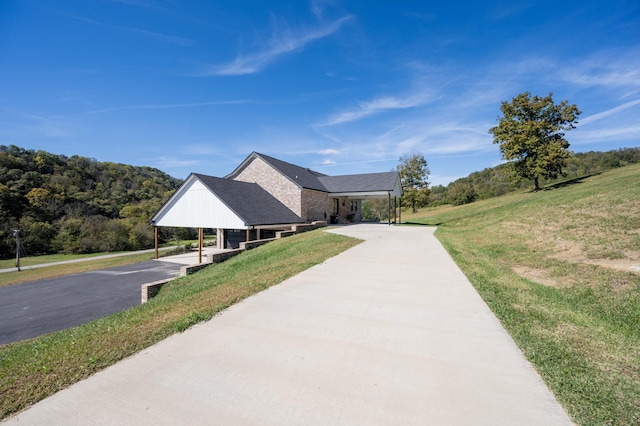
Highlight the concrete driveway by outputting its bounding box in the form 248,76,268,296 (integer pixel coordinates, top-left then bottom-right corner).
3,224,572,425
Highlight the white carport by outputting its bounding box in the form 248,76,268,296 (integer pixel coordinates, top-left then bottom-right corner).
150,173,303,261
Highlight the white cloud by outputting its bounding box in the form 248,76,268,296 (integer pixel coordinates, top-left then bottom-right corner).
559,50,640,89
572,124,640,145
318,159,336,165
319,91,433,126
203,15,352,76
85,100,251,114
61,13,193,45
579,99,640,125
151,157,200,169
0,110,79,138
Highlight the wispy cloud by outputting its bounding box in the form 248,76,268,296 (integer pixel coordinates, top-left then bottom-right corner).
319,91,433,126
579,99,640,125
85,100,251,114
0,110,78,138
318,148,339,155
62,13,193,45
573,124,640,145
150,157,201,169
201,15,352,76
559,51,640,89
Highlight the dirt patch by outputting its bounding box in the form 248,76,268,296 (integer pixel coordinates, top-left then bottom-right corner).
584,259,640,276
517,227,640,276
513,266,562,287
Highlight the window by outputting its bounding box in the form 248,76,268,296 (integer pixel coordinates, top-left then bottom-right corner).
350,200,357,212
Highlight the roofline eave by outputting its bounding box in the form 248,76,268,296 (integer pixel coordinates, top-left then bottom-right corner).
328,190,401,198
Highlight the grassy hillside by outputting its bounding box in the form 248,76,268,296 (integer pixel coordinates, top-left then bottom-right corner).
406,164,640,425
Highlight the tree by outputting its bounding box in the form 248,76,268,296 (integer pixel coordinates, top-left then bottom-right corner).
489,92,581,190
447,181,477,206
397,152,430,213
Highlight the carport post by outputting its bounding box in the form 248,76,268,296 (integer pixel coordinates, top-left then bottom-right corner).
394,196,397,223
154,226,159,260
198,228,203,264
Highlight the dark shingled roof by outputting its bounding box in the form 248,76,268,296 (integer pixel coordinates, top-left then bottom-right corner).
194,173,303,226
318,171,400,193
228,152,329,192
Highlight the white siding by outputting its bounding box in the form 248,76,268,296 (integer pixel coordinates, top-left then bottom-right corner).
153,178,246,229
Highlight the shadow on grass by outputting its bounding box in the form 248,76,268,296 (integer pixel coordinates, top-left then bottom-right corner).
400,221,442,226
541,173,601,191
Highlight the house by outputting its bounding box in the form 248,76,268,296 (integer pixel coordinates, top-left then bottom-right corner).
150,152,402,251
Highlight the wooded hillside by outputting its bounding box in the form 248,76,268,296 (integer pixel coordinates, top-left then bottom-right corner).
363,147,640,221
0,145,183,259
429,147,640,206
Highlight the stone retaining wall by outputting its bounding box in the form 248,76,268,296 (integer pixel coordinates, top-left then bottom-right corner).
142,222,328,303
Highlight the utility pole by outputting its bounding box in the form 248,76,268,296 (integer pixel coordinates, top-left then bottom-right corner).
13,229,21,272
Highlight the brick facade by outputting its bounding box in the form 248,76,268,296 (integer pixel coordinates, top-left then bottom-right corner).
232,155,366,223
232,157,302,217
301,188,332,222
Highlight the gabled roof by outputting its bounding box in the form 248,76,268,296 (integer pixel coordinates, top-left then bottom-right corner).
319,171,401,194
194,174,303,226
151,173,303,228
226,152,329,192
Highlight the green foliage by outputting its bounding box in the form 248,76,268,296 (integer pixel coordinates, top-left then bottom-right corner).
489,92,581,190
0,145,182,258
447,180,477,206
397,152,430,213
427,148,640,207
361,198,391,222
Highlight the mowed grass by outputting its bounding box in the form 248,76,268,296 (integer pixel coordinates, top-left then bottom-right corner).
406,163,640,425
0,230,360,420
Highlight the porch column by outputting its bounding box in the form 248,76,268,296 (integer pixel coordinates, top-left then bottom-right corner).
394,196,397,223
217,228,224,250
154,226,159,259
198,227,203,264
388,192,391,226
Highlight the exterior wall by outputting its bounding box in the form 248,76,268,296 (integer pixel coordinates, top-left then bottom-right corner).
347,199,362,222
301,188,332,222
331,197,362,223
232,157,302,217
154,179,246,229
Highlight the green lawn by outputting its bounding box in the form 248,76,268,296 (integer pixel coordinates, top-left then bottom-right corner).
405,164,640,425
0,230,360,419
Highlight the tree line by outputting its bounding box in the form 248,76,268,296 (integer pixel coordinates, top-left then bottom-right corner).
362,147,640,221
365,92,639,218
0,145,185,259
428,147,640,207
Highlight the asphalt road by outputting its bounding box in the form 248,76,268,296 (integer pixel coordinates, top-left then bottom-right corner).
0,261,181,346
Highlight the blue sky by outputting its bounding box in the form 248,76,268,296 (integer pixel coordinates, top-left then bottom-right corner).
1,1,638,185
